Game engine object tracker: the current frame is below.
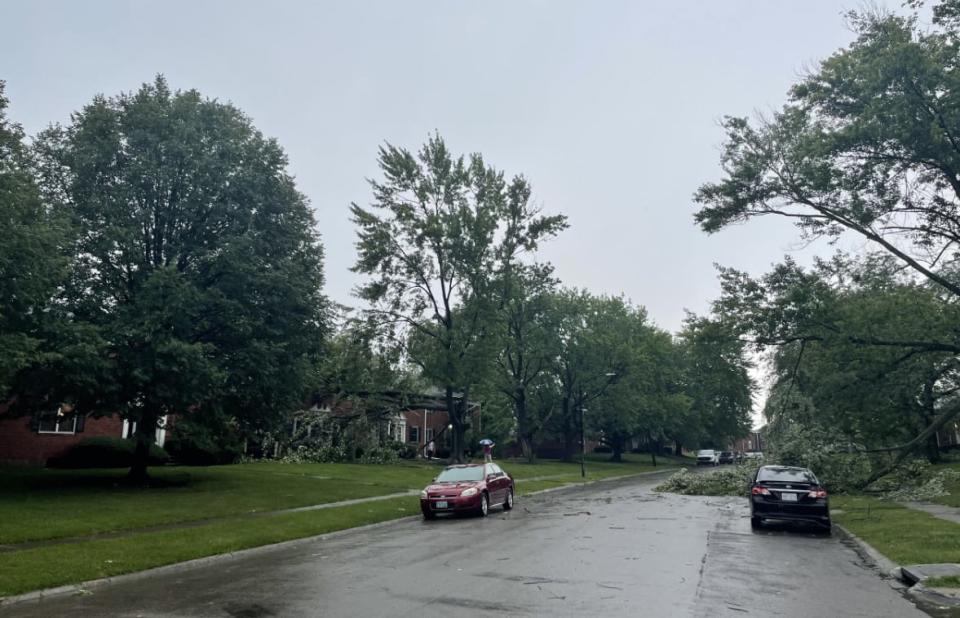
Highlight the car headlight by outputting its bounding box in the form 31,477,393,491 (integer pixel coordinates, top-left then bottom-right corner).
460,487,478,497
420,490,428,499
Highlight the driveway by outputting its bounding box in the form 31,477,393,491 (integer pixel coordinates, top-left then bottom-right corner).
0,474,927,617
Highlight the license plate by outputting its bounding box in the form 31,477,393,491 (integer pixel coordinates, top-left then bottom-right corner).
781,493,798,502
435,501,448,509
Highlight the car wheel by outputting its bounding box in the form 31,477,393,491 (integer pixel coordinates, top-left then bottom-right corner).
422,509,436,520
478,492,489,517
750,516,762,529
503,488,514,510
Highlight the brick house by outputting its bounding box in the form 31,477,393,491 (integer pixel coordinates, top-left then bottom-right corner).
730,431,764,454
0,401,169,466
304,389,480,458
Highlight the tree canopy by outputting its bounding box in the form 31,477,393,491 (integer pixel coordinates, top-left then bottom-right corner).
351,134,566,461
19,76,327,480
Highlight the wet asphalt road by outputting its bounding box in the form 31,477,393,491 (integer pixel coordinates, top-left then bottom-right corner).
1,473,928,618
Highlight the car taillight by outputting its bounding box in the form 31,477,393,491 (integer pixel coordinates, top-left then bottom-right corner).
808,488,827,498
751,486,770,496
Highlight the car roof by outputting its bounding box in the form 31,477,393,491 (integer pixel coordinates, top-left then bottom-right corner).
759,465,812,473
445,464,484,469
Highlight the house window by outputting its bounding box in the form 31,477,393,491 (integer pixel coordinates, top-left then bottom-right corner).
425,428,434,441
38,412,78,435
408,426,420,443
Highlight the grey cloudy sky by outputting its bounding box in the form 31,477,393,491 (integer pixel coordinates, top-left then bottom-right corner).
3,1,872,335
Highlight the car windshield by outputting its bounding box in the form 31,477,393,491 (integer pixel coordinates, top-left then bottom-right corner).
435,467,484,482
757,468,817,484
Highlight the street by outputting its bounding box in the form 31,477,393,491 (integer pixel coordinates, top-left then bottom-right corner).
1,474,927,618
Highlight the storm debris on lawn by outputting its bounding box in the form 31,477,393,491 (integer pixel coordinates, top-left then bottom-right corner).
654,466,756,497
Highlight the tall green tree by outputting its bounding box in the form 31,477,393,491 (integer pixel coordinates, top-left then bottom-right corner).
31,76,327,481
495,264,560,461
0,81,71,395
351,135,565,462
693,1,960,473
678,317,754,451
545,291,631,461
732,255,960,465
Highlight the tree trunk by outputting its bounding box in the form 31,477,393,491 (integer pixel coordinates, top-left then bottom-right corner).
446,386,465,463
674,439,683,458
515,391,533,462
128,410,158,484
561,397,575,462
520,434,536,463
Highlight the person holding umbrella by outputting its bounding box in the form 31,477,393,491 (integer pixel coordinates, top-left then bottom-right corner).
479,438,495,462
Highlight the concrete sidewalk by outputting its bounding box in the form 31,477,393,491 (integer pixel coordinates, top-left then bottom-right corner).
900,501,960,525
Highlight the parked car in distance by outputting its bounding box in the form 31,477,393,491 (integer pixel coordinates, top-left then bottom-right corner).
749,465,830,532
420,463,514,519
696,449,720,466
743,451,763,461
719,451,735,464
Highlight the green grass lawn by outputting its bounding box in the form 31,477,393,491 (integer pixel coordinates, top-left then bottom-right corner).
832,494,960,565
926,575,960,588
0,455,673,546
0,496,420,598
0,454,678,598
0,461,436,545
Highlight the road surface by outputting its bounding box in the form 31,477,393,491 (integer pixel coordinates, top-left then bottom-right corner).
1,473,928,617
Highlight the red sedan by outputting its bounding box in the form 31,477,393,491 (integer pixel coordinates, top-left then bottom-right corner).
420,463,515,519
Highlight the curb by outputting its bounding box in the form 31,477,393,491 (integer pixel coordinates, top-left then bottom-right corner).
834,524,960,612
833,523,901,579
515,467,678,498
0,466,675,608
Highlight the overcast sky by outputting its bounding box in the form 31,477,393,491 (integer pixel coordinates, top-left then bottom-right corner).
3,1,889,422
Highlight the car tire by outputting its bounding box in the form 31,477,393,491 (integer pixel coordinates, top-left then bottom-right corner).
750,516,762,529
422,509,436,520
477,492,489,517
503,488,514,510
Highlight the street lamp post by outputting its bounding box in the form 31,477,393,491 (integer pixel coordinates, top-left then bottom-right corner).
580,372,619,479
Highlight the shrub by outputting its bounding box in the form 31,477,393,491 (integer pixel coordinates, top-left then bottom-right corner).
48,437,170,468
593,445,613,454
281,444,348,464
359,446,399,465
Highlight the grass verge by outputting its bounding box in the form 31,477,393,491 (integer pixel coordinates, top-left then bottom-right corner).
832,494,960,565
0,456,675,545
926,575,960,588
0,456,678,598
0,496,418,598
